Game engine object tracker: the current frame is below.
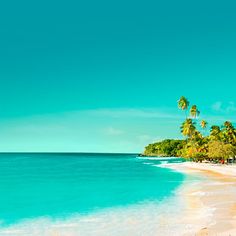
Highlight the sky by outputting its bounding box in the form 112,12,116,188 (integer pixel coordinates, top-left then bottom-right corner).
0,0,236,152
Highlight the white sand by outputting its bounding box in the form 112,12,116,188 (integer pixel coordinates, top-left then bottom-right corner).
160,162,236,235
160,162,236,177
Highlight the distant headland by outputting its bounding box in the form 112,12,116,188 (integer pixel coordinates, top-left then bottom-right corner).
143,96,236,163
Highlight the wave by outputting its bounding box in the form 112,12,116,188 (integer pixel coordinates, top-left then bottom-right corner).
136,156,182,161
0,191,203,236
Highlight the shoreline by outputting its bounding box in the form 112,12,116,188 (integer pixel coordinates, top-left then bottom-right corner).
1,160,236,235
161,161,236,177
162,162,236,235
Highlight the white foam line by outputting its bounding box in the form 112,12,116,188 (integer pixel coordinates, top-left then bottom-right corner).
0,195,202,236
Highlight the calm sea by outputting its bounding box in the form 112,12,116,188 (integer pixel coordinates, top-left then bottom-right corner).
0,153,185,235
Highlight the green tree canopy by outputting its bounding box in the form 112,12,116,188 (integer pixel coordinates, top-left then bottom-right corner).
180,118,196,138
208,141,236,160
144,139,185,157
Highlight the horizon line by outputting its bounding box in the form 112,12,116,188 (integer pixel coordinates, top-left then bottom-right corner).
0,152,139,155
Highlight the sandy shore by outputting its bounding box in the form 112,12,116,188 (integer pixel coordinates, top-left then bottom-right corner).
1,162,236,236
161,162,236,236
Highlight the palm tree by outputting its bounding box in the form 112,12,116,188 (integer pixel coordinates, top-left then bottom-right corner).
201,120,208,129
223,121,234,130
190,105,200,119
181,118,196,138
178,96,189,118
210,125,221,141
192,130,203,143
200,120,208,137
222,121,236,145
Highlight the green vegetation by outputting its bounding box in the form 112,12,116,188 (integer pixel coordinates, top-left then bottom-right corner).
144,139,185,157
143,96,236,163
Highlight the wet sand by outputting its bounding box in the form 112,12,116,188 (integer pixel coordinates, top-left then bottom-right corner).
162,162,236,236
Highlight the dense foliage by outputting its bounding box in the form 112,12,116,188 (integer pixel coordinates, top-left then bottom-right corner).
143,96,236,162
144,139,185,157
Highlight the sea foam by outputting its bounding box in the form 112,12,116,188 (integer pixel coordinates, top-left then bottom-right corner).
0,193,203,236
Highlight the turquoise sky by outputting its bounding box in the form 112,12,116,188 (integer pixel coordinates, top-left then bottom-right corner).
0,0,236,152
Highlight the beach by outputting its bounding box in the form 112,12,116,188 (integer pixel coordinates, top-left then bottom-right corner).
1,155,236,235
161,162,236,235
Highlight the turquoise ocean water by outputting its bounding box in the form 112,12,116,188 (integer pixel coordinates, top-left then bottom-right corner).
0,153,185,233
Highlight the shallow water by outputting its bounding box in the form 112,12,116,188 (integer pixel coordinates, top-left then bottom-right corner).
0,153,185,234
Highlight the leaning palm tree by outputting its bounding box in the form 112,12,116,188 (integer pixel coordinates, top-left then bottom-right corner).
178,96,190,118
190,105,200,119
181,118,196,138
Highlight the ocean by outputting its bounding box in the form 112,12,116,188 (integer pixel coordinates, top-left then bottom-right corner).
0,153,186,235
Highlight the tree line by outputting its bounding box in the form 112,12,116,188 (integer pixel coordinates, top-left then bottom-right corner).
143,96,236,163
